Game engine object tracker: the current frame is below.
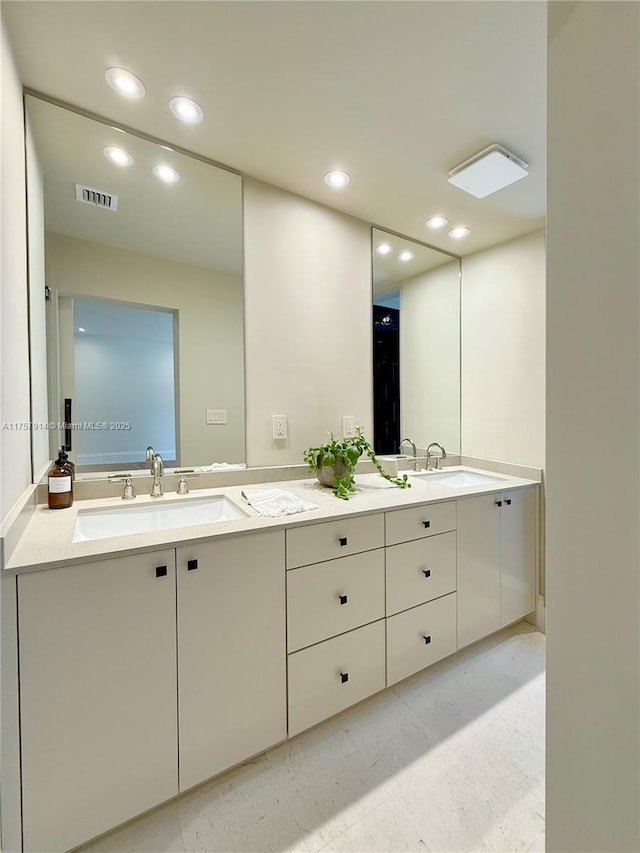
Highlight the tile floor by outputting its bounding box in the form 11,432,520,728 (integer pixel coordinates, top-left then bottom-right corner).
82,622,545,853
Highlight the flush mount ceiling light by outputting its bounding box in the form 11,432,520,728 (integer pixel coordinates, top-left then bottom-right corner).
169,96,204,124
425,216,448,230
153,164,180,184
105,67,146,100
448,144,528,199
449,226,471,239
324,170,351,188
398,251,415,262
375,243,393,255
103,146,134,167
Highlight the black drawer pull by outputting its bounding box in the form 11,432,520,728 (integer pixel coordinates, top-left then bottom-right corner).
495,500,502,507
155,565,167,578
339,537,348,547
505,498,512,506
339,594,348,605
423,635,432,645
422,569,431,578
187,559,198,571
422,520,431,529
340,672,349,684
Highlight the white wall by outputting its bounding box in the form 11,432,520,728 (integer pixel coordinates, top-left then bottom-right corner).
461,229,545,467
546,3,640,851
400,260,460,453
0,21,32,524
45,232,244,467
243,179,373,466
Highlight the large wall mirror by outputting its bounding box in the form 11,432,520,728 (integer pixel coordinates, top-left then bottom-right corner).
372,228,461,456
25,94,245,478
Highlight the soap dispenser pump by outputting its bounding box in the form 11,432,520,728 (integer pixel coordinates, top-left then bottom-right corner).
47,449,73,510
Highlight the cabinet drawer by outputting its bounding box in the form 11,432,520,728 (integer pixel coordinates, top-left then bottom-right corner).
386,593,457,686
288,620,386,736
286,514,384,569
385,501,456,546
287,550,385,652
386,532,456,616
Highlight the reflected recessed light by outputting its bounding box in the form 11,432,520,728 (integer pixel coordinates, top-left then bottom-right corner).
449,226,471,239
105,67,146,100
103,146,134,167
398,251,415,262
153,164,180,184
77,327,86,333
169,96,204,124
426,216,448,229
324,170,351,188
376,243,393,255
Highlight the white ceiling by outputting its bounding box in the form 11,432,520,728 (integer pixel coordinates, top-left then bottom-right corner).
4,1,547,257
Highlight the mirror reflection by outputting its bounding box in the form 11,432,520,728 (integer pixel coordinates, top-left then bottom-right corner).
372,228,461,456
26,95,245,476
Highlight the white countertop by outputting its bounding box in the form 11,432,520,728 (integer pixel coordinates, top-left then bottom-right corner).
5,467,540,574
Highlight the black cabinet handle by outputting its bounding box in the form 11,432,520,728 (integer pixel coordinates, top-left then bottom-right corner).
423,635,432,645
340,672,349,684
495,500,502,507
339,537,348,547
155,565,167,578
505,498,512,506
422,520,431,529
422,569,431,578
339,594,348,605
187,559,198,571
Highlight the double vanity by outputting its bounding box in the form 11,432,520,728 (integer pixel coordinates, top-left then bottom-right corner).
4,464,540,853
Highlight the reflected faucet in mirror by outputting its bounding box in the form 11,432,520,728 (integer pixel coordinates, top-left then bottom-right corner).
426,442,447,471
399,437,420,471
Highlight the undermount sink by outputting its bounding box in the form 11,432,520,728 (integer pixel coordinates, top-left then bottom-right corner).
409,469,507,488
72,495,250,543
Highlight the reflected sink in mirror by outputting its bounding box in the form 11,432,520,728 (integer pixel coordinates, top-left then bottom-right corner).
72,495,250,542
409,468,507,488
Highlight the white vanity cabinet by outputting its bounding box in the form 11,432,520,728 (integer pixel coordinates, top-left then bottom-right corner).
286,515,386,736
384,503,458,686
457,487,537,648
18,549,179,853
176,530,287,791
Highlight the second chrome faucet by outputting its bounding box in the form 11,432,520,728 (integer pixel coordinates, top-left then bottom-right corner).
146,446,164,497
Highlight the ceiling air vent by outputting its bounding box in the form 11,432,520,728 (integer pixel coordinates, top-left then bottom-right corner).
75,183,118,211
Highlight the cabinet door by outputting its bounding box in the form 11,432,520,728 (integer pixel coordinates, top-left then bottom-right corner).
456,495,502,648
501,487,537,626
177,531,286,791
19,550,178,853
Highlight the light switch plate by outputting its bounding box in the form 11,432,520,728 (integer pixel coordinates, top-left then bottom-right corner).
206,409,227,425
272,415,288,440
342,416,356,438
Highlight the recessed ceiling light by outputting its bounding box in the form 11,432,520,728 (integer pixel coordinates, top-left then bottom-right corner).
105,67,146,100
426,216,448,229
449,226,471,239
169,96,204,124
398,251,415,262
153,164,180,184
324,170,351,188
77,327,86,333
376,243,393,255
103,146,134,167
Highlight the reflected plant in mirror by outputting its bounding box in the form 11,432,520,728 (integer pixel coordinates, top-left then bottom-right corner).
372,228,461,456
25,95,245,479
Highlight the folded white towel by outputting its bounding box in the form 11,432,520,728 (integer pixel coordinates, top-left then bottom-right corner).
195,462,247,472
242,488,319,517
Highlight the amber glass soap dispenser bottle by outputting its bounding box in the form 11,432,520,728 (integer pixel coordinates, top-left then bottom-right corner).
48,448,73,509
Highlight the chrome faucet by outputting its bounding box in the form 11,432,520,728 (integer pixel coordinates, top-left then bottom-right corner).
150,453,164,497
399,437,420,471
145,446,156,474
426,442,447,471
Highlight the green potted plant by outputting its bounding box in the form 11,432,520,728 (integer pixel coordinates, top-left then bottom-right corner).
303,426,411,500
